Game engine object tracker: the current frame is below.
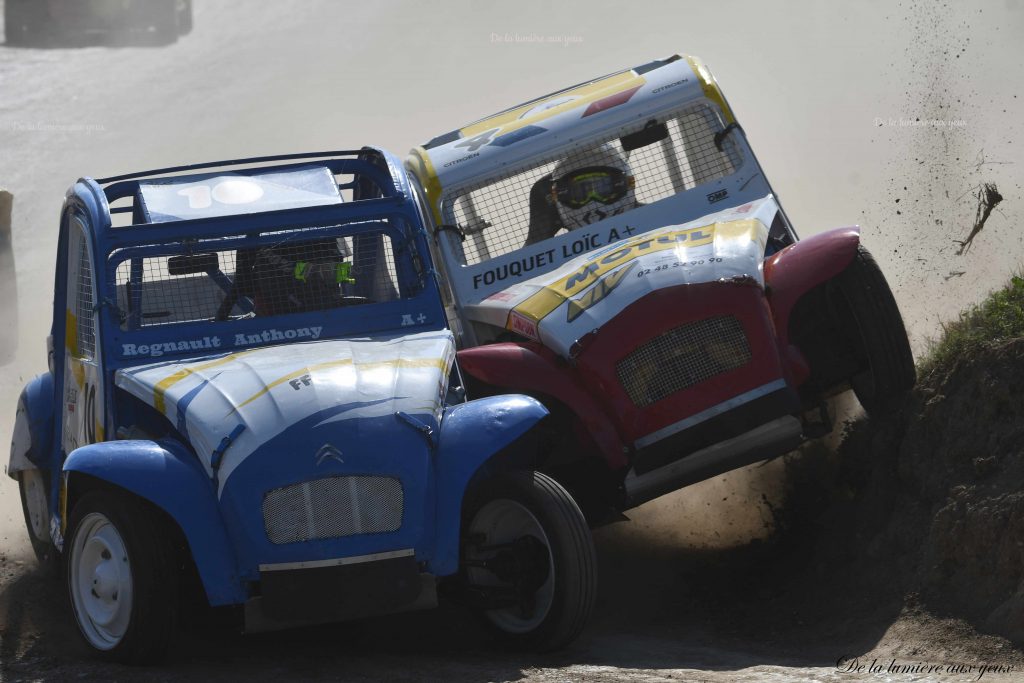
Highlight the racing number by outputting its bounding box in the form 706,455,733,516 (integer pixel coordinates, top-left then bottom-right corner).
83,382,97,444
177,178,265,210
454,128,499,152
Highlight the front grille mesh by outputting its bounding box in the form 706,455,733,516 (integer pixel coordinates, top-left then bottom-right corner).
262,476,403,545
617,316,751,407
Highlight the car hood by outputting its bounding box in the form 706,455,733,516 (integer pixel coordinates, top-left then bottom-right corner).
465,197,776,358
115,331,455,493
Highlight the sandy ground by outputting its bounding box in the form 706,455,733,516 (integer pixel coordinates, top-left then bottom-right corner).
0,1,1022,680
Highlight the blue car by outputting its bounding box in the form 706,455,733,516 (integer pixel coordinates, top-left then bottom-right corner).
7,149,596,662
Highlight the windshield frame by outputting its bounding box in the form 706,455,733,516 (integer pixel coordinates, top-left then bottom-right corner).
432,106,771,314
99,212,445,365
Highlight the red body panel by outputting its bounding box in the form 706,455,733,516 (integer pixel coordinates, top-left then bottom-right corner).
457,343,628,469
459,229,862,475
764,227,861,349
575,280,788,445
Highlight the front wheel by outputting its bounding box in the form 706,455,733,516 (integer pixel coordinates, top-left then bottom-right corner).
835,245,916,414
462,471,596,651
65,491,179,664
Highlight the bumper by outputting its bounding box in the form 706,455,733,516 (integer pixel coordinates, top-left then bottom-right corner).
245,549,437,630
623,415,804,508
218,413,435,584
632,379,799,474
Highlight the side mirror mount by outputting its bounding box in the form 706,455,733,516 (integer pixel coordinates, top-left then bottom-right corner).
620,120,669,152
168,253,219,275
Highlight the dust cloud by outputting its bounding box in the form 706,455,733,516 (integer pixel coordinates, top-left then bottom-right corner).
627,0,1021,554
862,1,1022,354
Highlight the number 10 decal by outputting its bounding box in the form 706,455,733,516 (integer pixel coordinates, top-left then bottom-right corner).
83,382,97,444
177,178,266,210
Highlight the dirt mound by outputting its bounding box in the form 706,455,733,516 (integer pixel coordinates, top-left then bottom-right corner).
780,334,1024,643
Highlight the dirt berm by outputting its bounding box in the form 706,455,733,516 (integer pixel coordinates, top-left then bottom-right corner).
777,276,1024,644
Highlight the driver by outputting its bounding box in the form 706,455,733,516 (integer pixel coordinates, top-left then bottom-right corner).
248,239,352,316
525,143,638,245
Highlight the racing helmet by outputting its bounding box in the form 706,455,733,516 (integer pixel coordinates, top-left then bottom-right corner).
550,143,636,230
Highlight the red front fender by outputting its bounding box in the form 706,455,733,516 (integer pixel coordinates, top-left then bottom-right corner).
764,227,861,348
458,343,628,470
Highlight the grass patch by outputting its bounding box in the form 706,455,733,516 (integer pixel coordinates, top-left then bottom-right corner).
920,274,1024,375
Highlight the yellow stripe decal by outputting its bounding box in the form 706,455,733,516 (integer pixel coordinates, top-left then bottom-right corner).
406,147,445,224
460,72,646,139
68,356,86,390
685,56,735,124
153,349,260,415
510,220,759,327
65,309,79,355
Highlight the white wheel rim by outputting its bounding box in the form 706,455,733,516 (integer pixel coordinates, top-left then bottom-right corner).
69,512,133,650
21,469,48,541
466,499,555,633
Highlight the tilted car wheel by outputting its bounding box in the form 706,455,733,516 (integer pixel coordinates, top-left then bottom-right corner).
835,245,916,414
66,491,179,664
462,471,596,651
19,469,57,571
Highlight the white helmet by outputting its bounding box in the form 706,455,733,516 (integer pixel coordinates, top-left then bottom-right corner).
550,143,636,230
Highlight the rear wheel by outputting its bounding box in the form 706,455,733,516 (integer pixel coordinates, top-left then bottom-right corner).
66,491,179,664
462,471,596,651
836,245,916,414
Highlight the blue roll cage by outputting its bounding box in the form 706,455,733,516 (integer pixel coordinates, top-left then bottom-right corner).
46,147,447,523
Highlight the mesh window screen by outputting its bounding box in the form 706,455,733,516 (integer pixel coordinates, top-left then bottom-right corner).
262,475,404,544
74,229,96,359
617,316,751,407
444,104,741,266
114,229,401,329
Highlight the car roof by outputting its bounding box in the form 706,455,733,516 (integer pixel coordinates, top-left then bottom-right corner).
407,54,734,218
82,148,411,234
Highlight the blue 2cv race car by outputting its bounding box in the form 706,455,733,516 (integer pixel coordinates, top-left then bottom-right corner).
7,149,596,663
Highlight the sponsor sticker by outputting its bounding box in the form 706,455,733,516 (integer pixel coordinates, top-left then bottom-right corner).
507,310,540,340
707,189,729,204
121,326,327,358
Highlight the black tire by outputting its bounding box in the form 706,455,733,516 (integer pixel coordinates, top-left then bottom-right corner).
18,469,58,573
836,245,916,414
65,490,179,664
462,471,596,651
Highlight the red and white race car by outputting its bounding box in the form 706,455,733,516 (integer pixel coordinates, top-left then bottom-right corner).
406,54,915,518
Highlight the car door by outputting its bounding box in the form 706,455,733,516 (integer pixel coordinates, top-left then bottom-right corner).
60,214,104,454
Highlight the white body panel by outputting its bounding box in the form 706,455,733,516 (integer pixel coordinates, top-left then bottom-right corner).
115,331,456,495
426,58,706,189
418,57,779,339
139,167,343,223
468,197,776,358
6,399,34,476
